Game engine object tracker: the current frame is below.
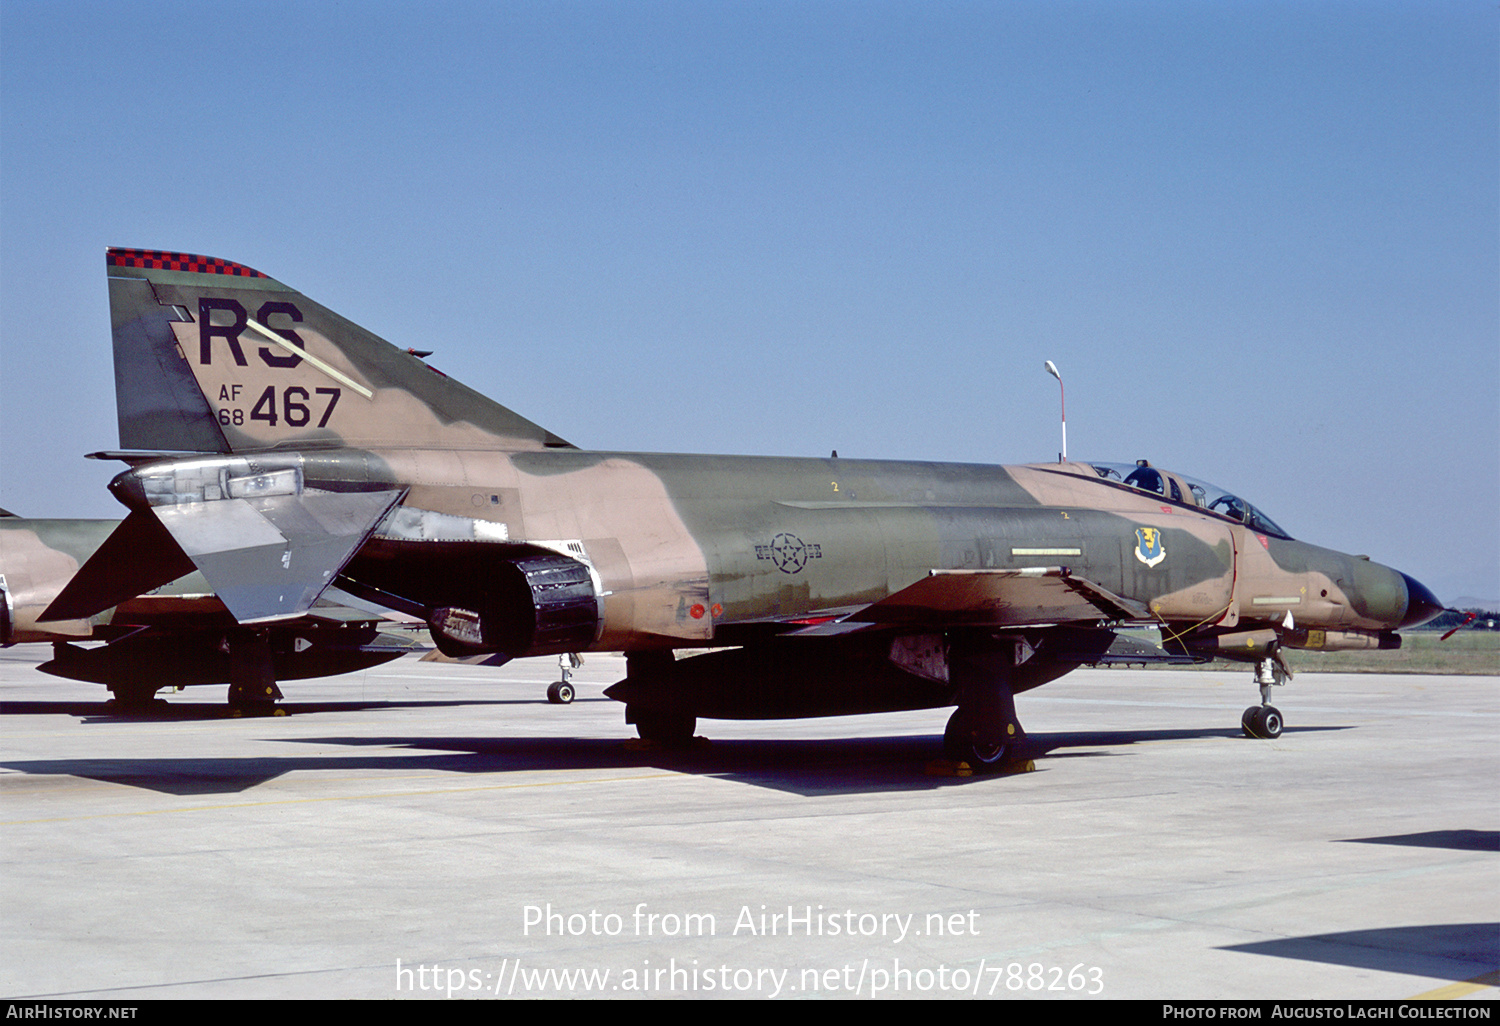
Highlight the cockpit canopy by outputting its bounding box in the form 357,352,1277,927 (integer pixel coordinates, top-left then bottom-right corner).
1078,460,1292,539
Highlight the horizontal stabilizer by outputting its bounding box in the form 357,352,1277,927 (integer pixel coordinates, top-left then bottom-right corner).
153,488,406,623
845,567,1151,629
41,510,196,621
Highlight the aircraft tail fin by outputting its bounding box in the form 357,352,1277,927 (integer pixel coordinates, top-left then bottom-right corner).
107,248,573,454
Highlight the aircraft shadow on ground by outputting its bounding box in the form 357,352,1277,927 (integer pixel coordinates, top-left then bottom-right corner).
1341,829,1499,853
1220,923,1499,985
1223,830,1498,984
0,723,1343,798
0,697,551,720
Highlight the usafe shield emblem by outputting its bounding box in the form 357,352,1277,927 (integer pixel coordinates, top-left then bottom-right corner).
1134,527,1166,568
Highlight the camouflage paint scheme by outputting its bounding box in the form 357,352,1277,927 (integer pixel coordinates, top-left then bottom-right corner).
42,249,1442,761
2,516,125,642
1,512,410,703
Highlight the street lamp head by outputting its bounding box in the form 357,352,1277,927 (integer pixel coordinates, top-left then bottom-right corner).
1043,360,1066,461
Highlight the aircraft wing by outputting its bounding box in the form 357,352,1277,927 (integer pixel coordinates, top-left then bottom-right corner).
789,567,1151,636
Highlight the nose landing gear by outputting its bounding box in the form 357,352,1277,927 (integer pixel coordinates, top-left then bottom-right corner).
1242,648,1291,739
547,652,582,704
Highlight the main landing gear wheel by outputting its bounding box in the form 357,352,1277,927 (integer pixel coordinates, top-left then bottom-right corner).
546,680,575,704
227,632,283,715
228,679,285,715
939,634,1028,772
1241,705,1283,739
106,682,164,712
943,709,1010,768
627,705,696,748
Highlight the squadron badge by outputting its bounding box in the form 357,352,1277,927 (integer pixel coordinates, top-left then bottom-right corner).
1134,527,1166,568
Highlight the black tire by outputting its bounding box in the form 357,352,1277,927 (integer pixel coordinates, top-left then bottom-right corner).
1243,705,1284,739
108,683,161,711
1241,705,1260,737
630,706,696,747
1257,705,1283,739
547,681,575,704
943,709,1008,768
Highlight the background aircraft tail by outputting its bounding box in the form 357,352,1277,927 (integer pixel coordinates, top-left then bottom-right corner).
106,248,573,454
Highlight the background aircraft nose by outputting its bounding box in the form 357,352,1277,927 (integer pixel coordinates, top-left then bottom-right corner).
1399,573,1444,629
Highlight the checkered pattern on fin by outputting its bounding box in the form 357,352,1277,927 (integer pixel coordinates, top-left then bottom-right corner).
106,248,267,278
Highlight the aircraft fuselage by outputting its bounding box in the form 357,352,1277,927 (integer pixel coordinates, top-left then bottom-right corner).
102,446,1424,660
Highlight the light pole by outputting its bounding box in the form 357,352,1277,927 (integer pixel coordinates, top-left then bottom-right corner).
1044,360,1066,462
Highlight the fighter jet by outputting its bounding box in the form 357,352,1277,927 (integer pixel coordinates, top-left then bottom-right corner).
43,248,1443,764
3,509,415,707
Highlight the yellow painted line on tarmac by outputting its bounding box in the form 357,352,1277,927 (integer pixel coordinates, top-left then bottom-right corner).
0,771,683,825
1409,968,1498,999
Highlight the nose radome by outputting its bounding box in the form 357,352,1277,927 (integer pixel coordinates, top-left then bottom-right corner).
1398,573,1444,629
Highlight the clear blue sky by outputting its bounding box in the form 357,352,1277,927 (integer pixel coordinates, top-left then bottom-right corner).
2,1,1495,604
